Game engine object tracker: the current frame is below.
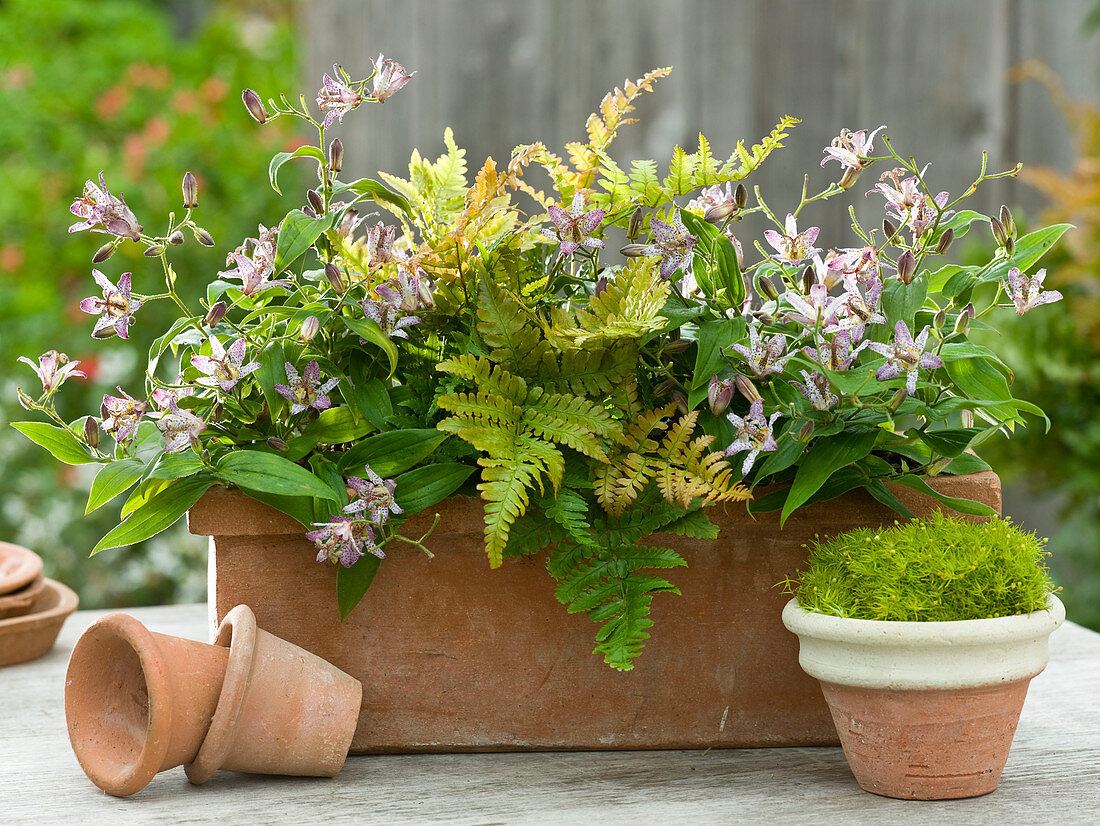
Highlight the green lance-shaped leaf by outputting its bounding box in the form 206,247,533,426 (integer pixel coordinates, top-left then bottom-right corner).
216,450,341,501
332,177,415,221
893,474,998,517
781,429,880,525
92,473,216,554
340,316,399,378
274,209,333,273
393,463,476,514
268,145,326,195
337,429,450,476
86,459,145,515
336,555,383,621
11,421,97,465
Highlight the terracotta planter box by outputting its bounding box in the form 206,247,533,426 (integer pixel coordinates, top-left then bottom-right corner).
188,471,1000,754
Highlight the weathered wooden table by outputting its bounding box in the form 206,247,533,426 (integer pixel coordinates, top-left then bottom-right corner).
2,604,1098,825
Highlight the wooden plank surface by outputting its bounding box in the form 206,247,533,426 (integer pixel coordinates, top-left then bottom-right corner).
1,603,1097,824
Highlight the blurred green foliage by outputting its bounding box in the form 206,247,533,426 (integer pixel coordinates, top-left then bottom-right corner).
976,63,1100,631
0,0,300,608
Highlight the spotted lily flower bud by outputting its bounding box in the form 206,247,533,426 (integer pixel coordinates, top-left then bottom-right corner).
620,243,650,258
895,250,916,284
838,165,861,191
735,374,762,403
204,301,227,328
999,204,1016,240
1004,235,1015,256
83,417,100,449
654,378,676,397
627,207,645,240
92,243,116,264
300,315,320,342
801,266,816,294
144,244,164,257
991,216,1008,248
935,228,954,254
708,375,735,416
665,337,692,355
955,305,973,335
167,230,185,246
882,217,898,239
704,201,736,224
670,390,689,415
181,171,198,209
325,262,345,293
797,420,815,442
193,227,215,247
267,436,289,452
242,89,268,124
307,189,324,214
886,388,907,413
733,183,748,211
934,308,947,328
755,274,779,302
329,138,343,173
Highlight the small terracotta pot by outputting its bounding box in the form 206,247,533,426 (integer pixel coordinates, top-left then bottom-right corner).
65,604,362,797
0,574,48,620
0,578,78,666
0,541,43,595
782,595,1065,800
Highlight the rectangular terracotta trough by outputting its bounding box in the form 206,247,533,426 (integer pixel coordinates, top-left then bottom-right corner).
188,471,1000,754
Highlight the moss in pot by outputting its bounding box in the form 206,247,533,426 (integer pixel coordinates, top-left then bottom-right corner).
781,512,1065,800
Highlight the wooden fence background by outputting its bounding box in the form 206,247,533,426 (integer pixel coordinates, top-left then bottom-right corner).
304,0,1100,240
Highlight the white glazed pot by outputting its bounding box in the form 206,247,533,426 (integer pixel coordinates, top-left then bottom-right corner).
782,595,1065,800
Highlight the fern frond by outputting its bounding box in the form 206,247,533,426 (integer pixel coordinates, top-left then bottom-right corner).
544,488,594,545
719,115,800,180
479,461,539,567
540,343,637,396
547,540,685,670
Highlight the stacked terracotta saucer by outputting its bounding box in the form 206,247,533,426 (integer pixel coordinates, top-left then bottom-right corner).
0,542,78,666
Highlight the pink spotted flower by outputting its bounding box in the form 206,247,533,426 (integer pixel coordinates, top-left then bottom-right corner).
191,337,261,392
1003,267,1062,315
867,320,943,396
275,361,339,414
156,399,205,454
79,270,143,339
640,210,698,280
725,398,782,476
730,326,793,378
100,388,147,442
317,64,363,128
369,54,415,102
69,172,142,241
764,214,821,267
791,369,838,411
306,515,379,567
821,126,886,172
344,467,403,526
19,350,85,395
542,192,606,258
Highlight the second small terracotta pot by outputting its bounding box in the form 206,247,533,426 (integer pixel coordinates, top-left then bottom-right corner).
65,605,362,796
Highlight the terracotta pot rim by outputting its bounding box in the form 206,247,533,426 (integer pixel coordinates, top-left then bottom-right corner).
67,613,176,797
0,541,44,595
0,578,78,631
184,604,258,784
783,595,1065,690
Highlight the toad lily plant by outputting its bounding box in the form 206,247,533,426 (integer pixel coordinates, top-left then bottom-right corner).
15,62,1070,670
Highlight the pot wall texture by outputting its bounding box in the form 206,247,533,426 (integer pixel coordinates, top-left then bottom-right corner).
188,471,1000,754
